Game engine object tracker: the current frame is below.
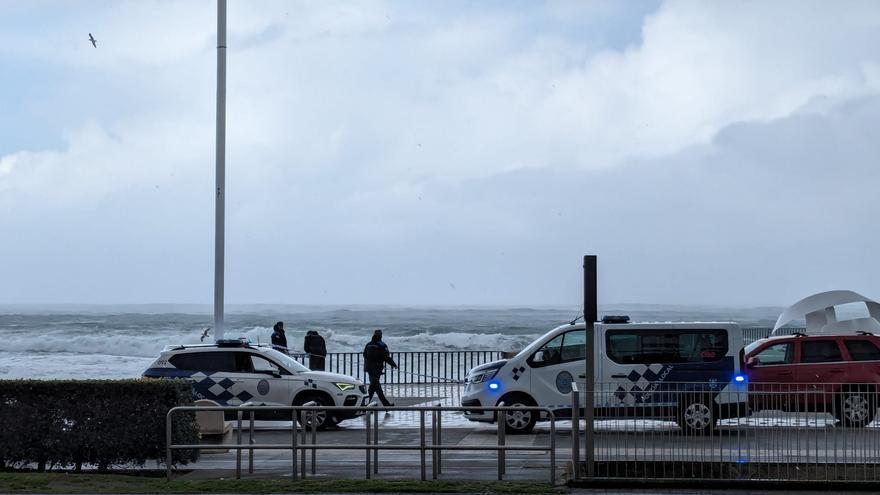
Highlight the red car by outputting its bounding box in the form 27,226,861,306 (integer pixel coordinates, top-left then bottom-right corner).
743,333,880,427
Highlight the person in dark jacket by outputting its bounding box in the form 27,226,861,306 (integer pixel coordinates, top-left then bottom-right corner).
303,330,327,371
271,321,288,354
363,329,397,406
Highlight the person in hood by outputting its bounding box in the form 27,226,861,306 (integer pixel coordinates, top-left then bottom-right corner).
363,329,398,406
303,330,327,371
271,321,288,354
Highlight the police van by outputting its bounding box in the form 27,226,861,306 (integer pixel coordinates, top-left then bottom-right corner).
143,339,368,429
461,317,748,434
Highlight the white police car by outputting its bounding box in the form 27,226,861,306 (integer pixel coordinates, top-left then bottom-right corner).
143,339,368,429
462,317,748,434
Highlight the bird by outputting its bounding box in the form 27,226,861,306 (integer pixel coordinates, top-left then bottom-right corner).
88,33,97,48
200,327,211,342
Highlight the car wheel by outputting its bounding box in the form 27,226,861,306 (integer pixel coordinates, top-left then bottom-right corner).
498,394,537,434
836,391,876,428
294,394,338,430
678,394,715,435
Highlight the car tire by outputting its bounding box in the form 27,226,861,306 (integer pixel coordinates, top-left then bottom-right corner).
293,393,338,430
497,393,537,434
678,393,716,435
836,390,876,428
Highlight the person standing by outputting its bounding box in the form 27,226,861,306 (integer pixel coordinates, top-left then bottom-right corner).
303,330,327,371
363,329,398,406
271,321,288,354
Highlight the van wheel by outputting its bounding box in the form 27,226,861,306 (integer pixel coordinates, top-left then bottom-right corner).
294,394,337,430
498,394,537,434
678,394,715,435
836,391,876,428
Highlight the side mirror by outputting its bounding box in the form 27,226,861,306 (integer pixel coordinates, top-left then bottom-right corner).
745,356,758,369
533,351,545,363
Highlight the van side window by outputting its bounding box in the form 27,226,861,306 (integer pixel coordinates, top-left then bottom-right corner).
801,340,843,363
845,340,880,361
530,330,586,367
606,330,728,365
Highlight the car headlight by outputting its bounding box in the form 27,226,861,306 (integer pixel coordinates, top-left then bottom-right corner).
470,368,500,383
334,382,356,391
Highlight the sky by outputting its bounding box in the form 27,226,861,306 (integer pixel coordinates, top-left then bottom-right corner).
1,0,879,307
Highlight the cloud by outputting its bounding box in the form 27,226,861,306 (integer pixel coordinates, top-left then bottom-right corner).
1,1,879,304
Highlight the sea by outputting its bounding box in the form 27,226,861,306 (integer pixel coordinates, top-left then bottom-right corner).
0,304,786,380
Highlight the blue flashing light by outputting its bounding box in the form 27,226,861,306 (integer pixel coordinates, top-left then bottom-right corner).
487,381,500,391
734,374,746,383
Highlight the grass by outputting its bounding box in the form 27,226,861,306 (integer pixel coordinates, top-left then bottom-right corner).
0,472,562,494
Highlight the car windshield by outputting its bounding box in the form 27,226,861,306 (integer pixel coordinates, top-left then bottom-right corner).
262,348,310,372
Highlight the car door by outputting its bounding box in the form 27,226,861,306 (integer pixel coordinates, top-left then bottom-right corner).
232,352,291,406
527,329,587,413
746,341,796,412
794,339,846,412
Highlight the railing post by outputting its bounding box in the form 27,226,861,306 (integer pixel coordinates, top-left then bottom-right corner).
497,402,506,480
432,408,438,480
365,408,372,479
311,409,317,475
373,403,379,474
235,410,242,479
549,411,556,485
291,410,298,480
165,409,173,480
300,407,307,479
571,385,580,478
420,409,427,481
248,410,255,474
436,402,443,475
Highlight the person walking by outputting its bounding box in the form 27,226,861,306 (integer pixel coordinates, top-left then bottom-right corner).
271,321,288,354
303,330,327,371
363,329,398,406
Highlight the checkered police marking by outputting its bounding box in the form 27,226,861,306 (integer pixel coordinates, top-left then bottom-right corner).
304,378,318,389
511,366,526,381
191,372,254,405
613,364,672,405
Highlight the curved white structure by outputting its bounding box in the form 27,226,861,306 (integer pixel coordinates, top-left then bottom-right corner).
772,290,880,335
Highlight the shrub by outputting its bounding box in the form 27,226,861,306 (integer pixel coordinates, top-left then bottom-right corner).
0,379,199,470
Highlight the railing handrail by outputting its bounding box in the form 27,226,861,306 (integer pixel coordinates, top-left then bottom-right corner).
166,403,556,483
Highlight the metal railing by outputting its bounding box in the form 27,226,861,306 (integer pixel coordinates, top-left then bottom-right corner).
570,381,880,482
291,350,504,383
166,403,556,483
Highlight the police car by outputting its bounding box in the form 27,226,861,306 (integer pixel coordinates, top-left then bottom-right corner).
143,339,368,429
461,317,748,434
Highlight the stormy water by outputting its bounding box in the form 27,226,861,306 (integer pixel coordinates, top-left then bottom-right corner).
0,304,785,379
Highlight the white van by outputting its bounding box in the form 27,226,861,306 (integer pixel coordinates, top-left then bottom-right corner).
461,317,748,434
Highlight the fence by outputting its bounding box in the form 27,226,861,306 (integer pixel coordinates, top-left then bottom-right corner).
293,350,504,384
742,327,805,344
570,381,880,482
166,403,557,483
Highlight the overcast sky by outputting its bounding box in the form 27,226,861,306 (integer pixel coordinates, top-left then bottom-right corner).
1,0,879,307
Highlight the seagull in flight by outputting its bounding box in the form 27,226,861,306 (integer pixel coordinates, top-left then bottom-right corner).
88,33,97,48
200,327,211,342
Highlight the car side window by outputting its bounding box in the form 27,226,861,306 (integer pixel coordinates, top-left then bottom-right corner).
753,343,793,366
251,355,282,374
845,340,880,361
800,340,843,363
169,351,236,372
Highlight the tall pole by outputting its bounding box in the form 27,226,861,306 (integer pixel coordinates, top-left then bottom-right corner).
214,0,227,341
583,255,597,478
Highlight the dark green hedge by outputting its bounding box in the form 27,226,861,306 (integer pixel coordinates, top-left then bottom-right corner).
0,379,199,471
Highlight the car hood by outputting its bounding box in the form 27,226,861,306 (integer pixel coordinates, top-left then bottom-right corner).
299,370,364,386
